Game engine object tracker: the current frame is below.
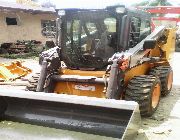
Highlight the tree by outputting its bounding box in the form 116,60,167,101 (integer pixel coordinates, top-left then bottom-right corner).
41,0,55,8
135,1,149,6
134,0,172,6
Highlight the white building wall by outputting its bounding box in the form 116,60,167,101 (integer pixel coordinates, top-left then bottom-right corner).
0,11,56,44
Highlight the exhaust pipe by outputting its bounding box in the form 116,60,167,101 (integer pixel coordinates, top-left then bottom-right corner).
36,59,48,92
0,89,141,139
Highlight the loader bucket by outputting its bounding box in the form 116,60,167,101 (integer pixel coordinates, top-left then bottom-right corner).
0,89,141,140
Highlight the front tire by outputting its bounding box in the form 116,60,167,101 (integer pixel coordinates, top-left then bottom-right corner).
125,75,161,116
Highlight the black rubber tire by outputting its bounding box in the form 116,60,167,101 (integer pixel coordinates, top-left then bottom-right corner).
149,66,173,96
26,73,40,91
125,75,161,116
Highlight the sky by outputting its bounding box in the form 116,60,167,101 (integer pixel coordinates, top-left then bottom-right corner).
42,0,179,8
50,0,144,8
2,0,180,8
48,0,141,8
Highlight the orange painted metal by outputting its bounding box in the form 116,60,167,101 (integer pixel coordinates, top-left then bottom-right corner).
124,63,150,85
0,61,31,81
54,69,106,98
54,82,106,98
152,83,161,109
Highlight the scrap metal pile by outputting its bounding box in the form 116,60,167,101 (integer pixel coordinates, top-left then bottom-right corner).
0,61,31,82
0,40,42,54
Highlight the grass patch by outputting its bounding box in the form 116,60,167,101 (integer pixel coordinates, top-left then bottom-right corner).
0,52,39,59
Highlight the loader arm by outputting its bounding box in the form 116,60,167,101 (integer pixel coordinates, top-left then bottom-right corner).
109,26,166,68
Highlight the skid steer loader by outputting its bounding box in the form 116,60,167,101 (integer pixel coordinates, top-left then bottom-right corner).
0,6,175,140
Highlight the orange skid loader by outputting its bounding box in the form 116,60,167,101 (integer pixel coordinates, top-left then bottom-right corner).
0,5,175,139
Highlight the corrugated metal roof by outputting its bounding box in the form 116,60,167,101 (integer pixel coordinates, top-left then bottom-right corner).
0,1,55,13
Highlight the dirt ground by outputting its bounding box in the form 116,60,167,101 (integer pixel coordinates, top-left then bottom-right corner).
0,52,180,140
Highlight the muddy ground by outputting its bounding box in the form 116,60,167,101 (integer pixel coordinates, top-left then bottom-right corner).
0,53,180,140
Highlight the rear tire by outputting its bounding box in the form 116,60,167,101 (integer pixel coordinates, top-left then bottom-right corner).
149,66,173,96
26,73,40,91
125,75,161,116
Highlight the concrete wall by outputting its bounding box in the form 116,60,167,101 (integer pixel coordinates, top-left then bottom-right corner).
0,11,56,44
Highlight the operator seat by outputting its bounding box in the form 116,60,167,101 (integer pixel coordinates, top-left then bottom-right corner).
95,31,115,60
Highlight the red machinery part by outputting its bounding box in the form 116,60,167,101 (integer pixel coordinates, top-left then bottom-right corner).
137,6,180,30
146,6,180,14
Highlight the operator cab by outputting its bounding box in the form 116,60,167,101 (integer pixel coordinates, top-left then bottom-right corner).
57,6,151,70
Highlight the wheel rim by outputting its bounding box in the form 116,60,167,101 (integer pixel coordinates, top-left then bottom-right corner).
152,83,161,108
167,71,173,90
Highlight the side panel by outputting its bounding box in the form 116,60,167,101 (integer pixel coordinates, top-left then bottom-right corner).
54,69,106,98
54,82,105,98
124,63,150,85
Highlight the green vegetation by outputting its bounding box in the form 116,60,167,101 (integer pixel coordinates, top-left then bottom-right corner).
134,0,172,6
0,52,39,59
